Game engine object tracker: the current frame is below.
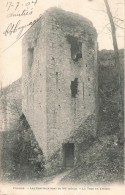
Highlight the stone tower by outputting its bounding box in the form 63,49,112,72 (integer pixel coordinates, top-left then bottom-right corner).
22,8,98,167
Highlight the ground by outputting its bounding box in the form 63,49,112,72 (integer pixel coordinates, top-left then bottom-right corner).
0,128,123,184
59,135,124,185
0,50,124,184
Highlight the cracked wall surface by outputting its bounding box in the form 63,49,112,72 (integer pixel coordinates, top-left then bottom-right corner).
0,8,124,173
22,8,98,160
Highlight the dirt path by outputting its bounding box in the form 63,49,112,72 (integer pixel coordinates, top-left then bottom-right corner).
43,170,71,185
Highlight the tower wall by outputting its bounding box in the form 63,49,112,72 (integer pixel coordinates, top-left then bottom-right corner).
45,9,98,159
22,17,48,157
22,8,98,160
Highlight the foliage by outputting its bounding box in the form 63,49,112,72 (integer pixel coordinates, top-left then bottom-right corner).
60,136,124,184
1,115,45,183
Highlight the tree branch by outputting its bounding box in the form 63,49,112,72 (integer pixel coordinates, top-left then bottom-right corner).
115,23,124,29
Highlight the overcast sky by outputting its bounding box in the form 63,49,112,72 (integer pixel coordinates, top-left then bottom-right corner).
0,0,124,87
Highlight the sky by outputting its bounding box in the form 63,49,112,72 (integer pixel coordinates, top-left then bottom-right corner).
0,0,124,87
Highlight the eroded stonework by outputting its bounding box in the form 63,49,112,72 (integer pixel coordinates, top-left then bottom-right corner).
22,8,98,165
0,79,22,131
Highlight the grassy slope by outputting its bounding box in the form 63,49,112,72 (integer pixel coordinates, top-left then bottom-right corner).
60,135,124,185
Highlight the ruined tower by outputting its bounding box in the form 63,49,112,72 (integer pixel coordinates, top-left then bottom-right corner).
22,8,98,167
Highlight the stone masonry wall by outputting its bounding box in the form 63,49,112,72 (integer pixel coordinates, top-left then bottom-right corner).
45,8,98,159
46,114,96,176
0,78,22,131
22,16,48,158
22,8,98,161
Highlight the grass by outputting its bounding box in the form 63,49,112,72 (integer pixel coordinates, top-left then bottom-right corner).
60,135,124,185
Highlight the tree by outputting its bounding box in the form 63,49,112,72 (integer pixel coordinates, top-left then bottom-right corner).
103,0,123,141
104,0,120,76
89,0,124,142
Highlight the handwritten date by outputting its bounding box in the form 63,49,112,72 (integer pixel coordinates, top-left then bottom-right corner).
6,0,37,17
6,0,37,11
